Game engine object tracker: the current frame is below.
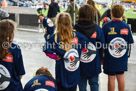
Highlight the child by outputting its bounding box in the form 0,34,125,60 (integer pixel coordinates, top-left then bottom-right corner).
24,67,56,91
74,4,105,91
43,12,89,91
38,14,55,41
0,20,25,91
102,4,134,91
122,15,126,23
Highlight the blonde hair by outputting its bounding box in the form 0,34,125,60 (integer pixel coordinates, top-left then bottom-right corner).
55,12,73,51
0,19,15,59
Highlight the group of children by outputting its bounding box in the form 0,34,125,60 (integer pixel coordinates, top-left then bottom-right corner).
0,3,134,91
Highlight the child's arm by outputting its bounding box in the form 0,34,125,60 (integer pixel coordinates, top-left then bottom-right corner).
14,45,25,78
19,75,23,79
44,27,47,34
43,34,64,60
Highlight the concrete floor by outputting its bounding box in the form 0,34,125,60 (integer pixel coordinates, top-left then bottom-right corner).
14,30,136,91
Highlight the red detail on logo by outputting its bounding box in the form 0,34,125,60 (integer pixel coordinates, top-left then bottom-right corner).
71,38,78,44
82,48,87,53
91,32,97,38
70,56,75,62
3,54,13,63
45,81,55,88
120,29,128,35
115,43,119,48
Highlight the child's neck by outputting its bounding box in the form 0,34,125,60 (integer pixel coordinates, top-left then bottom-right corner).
112,17,121,21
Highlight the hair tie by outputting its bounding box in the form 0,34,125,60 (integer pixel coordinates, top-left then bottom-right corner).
41,67,48,70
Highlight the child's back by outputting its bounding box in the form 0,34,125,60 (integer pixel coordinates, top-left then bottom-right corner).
0,20,25,91
102,4,134,91
24,67,56,91
102,20,134,72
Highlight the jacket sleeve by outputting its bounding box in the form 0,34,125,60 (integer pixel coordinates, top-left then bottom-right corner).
65,4,71,13
57,4,60,13
47,5,52,18
43,35,55,54
43,34,66,58
14,47,25,76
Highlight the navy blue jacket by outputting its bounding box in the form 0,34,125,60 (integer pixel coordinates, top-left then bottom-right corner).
43,31,89,88
47,2,60,18
43,17,55,34
74,21,105,77
0,43,25,91
24,75,56,91
102,20,134,72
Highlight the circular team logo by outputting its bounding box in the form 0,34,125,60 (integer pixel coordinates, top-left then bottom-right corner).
35,88,48,91
108,37,127,58
64,49,80,71
47,18,54,27
0,64,11,90
80,42,96,63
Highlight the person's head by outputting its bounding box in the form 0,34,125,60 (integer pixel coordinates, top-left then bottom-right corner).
35,67,55,81
78,4,95,22
122,15,126,20
87,0,95,7
69,0,74,3
56,12,73,51
111,4,124,19
0,19,15,59
87,0,101,17
51,0,54,3
38,14,44,20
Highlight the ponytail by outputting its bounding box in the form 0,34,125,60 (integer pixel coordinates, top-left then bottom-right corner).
0,20,15,59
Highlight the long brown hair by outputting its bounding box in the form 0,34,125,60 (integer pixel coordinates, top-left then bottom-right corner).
78,4,95,22
56,12,73,51
0,20,15,59
36,67,55,81
87,0,101,17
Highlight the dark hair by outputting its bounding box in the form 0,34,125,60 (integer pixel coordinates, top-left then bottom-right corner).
38,14,44,18
0,20,15,59
111,4,124,18
78,4,95,21
36,67,55,81
70,0,74,2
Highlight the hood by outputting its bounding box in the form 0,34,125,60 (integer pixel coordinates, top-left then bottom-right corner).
74,21,98,38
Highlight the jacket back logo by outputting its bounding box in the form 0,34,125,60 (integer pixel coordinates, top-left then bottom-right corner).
108,27,117,35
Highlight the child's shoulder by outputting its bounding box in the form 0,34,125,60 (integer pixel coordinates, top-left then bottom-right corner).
103,21,113,26
75,31,89,42
10,43,20,50
9,43,22,53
